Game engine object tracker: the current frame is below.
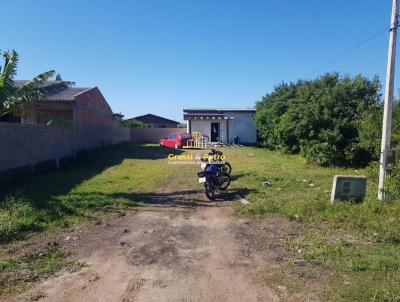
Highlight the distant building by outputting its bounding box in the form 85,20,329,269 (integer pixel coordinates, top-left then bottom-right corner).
128,114,180,128
183,108,257,144
1,80,122,129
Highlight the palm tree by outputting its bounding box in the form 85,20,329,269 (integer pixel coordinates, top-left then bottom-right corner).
0,50,73,117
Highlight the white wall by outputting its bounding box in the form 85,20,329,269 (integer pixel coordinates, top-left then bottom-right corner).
187,112,257,144
228,112,257,144
191,120,210,139
191,119,228,142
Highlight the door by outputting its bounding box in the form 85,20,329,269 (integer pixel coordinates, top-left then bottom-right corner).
211,122,220,142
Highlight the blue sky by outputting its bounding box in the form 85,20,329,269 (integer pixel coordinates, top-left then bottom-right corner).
2,0,396,121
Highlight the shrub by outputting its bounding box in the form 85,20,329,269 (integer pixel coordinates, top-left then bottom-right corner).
386,166,400,200
254,73,385,166
122,119,147,128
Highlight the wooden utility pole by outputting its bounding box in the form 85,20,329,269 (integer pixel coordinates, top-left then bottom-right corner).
378,0,399,201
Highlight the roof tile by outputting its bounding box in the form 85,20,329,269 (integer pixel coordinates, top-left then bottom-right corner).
13,80,91,102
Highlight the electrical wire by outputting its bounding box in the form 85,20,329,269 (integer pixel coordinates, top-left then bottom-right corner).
317,26,392,70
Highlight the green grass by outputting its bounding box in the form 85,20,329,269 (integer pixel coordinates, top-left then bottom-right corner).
1,143,400,301
227,147,400,242
0,143,197,297
0,143,191,243
225,146,400,301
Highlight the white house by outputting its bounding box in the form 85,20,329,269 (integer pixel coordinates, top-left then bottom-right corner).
183,108,257,144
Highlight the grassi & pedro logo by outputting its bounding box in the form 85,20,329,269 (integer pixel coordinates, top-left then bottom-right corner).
167,153,226,165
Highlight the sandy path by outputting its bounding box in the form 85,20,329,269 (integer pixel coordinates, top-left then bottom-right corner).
12,190,291,302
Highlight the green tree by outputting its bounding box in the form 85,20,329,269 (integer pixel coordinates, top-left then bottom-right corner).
0,50,72,117
122,119,147,128
254,73,383,166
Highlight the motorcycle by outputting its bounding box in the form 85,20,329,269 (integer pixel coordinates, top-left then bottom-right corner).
198,164,231,200
200,148,232,175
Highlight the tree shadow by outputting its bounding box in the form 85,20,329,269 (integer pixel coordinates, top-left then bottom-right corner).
107,187,258,208
229,173,254,181
0,143,187,242
0,142,257,243
0,143,183,208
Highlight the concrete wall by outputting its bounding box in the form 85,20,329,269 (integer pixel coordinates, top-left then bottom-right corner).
190,120,228,143
0,123,74,174
190,120,210,139
189,112,256,144
0,86,133,182
228,111,257,144
130,128,186,143
0,124,183,179
0,122,130,181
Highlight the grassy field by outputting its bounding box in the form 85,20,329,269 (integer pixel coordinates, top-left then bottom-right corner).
224,147,400,302
0,143,197,296
0,143,195,244
1,143,400,301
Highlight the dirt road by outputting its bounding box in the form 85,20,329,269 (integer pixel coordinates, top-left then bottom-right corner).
13,190,292,302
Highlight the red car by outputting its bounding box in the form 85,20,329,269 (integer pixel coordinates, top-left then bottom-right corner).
160,132,192,149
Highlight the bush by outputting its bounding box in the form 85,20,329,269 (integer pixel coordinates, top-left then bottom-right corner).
254,73,385,166
365,161,380,183
122,119,147,128
386,166,400,200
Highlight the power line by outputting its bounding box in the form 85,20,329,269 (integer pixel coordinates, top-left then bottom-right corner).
317,26,391,70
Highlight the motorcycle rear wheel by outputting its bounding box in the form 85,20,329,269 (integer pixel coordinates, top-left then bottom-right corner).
221,162,232,175
218,172,231,190
204,182,215,200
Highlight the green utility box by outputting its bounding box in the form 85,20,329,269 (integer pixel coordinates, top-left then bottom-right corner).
330,175,367,203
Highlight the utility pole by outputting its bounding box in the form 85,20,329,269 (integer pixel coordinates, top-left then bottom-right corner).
378,0,399,201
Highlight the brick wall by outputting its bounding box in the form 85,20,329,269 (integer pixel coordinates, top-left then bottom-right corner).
75,87,112,113
0,123,74,173
0,87,132,182
0,122,130,182
0,124,186,183
75,104,119,149
72,88,126,149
